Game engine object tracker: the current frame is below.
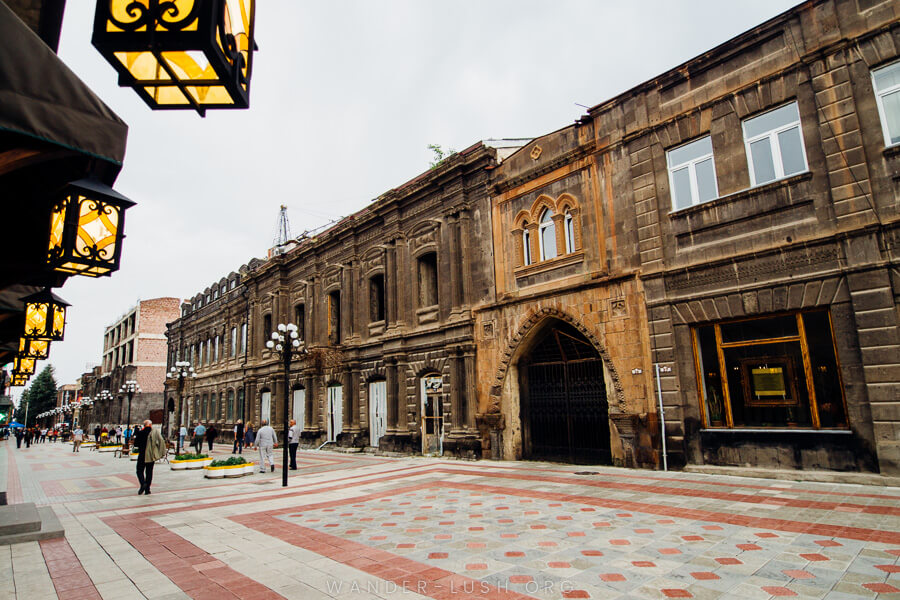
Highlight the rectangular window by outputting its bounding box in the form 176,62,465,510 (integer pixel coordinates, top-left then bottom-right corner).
873,60,900,146
214,336,219,362
198,342,204,367
241,322,247,355
369,275,385,323
328,291,341,345
417,253,438,307
667,136,718,210
295,305,305,341
231,326,237,357
742,102,807,186
263,314,272,351
693,310,847,430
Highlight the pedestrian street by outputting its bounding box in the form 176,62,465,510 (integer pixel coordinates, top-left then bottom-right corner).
2,440,900,599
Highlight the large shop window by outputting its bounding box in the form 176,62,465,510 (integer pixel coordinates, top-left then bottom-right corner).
693,310,847,429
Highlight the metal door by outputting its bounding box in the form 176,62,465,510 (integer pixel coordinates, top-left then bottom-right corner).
327,384,343,442
421,376,443,456
292,388,305,433
369,381,386,447
260,391,271,424
523,323,610,464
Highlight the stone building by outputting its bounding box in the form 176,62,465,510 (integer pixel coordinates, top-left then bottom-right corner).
166,141,525,457
575,0,898,475
81,298,180,428
165,0,900,476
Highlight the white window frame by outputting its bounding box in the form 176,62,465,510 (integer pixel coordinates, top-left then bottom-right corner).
743,102,808,186
564,212,575,253
538,209,557,261
241,323,247,355
666,136,718,210
873,60,900,148
522,228,532,266
231,326,237,357
214,335,219,362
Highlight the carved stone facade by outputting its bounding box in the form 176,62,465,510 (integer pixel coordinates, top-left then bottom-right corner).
166,142,520,457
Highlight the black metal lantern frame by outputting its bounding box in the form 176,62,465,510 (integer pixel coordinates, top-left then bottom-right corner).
18,337,51,360
21,288,69,341
47,177,135,278
92,0,256,117
12,356,36,376
11,374,29,387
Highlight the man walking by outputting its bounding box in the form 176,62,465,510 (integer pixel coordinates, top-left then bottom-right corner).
255,419,277,473
205,423,217,452
93,425,101,444
288,419,300,470
72,426,83,452
233,420,244,454
192,422,205,454
178,423,187,453
133,420,165,494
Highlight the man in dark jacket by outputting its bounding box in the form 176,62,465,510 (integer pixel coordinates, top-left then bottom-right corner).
93,425,101,443
133,421,155,495
205,424,217,452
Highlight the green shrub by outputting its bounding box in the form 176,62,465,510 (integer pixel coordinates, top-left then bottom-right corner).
209,456,248,467
174,453,209,461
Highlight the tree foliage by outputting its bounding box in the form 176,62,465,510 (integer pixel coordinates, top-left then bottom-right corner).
427,144,456,169
13,365,57,427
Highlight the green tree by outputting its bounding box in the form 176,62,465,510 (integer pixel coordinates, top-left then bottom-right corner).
13,365,57,427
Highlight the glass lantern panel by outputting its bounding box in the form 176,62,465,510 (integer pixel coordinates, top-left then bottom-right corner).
143,86,190,105
161,51,216,82
14,358,36,375
107,0,150,32
76,196,119,260
187,86,235,104
48,202,66,257
114,51,170,81
156,0,199,31
53,307,66,337
25,302,49,337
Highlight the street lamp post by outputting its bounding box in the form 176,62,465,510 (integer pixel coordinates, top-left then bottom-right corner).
119,380,142,443
266,322,306,488
168,361,195,454
99,390,113,426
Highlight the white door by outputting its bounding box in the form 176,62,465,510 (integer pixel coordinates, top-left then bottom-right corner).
421,376,444,457
293,389,305,433
327,385,343,442
183,399,191,427
260,392,271,424
369,381,386,447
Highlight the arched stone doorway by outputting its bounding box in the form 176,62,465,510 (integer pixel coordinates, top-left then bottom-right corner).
519,320,611,464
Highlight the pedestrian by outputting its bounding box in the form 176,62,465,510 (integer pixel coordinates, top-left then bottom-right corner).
244,422,255,450
123,425,132,447
178,423,187,453
93,425,101,443
288,419,300,470
40,427,47,443
205,424,217,452
14,427,22,448
133,420,165,495
100,425,108,442
192,422,206,454
24,428,32,448
115,425,122,444
255,420,277,473
72,427,83,452
233,420,244,454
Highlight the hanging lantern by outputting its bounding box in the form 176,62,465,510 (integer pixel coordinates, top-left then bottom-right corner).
21,289,69,341
92,0,256,117
47,177,135,278
12,357,36,376
10,374,29,387
18,337,51,360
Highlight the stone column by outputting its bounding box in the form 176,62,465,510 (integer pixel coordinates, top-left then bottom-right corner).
448,215,461,312
342,367,353,432
463,347,476,430
385,358,398,433
450,350,464,434
350,365,361,430
551,213,566,256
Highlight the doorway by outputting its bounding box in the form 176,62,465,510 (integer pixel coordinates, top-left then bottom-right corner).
327,384,343,442
292,388,305,433
421,375,443,456
369,380,386,447
520,321,610,464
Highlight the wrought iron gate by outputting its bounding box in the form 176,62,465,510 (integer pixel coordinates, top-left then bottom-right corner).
522,323,610,464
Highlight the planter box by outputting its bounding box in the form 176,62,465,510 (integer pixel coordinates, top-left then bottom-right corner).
97,445,122,453
170,457,213,470
130,452,139,461
77,441,95,447
204,463,255,478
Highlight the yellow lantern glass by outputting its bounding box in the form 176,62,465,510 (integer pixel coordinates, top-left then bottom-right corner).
47,178,134,278
21,289,69,341
13,357,36,376
93,0,256,116
11,374,29,387
18,338,50,360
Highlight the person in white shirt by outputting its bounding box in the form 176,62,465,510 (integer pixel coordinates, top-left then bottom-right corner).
255,420,278,473
288,419,300,470
178,424,188,453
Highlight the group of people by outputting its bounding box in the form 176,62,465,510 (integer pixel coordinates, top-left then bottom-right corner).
89,424,136,445
170,419,299,474
12,426,67,448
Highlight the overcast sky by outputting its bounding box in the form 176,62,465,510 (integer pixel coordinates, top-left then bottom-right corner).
13,0,801,397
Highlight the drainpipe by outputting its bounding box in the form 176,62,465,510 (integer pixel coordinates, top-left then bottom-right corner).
655,364,671,472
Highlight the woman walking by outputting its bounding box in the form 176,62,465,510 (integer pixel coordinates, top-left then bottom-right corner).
243,422,255,450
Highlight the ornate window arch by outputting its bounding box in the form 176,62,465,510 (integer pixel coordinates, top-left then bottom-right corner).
538,208,557,261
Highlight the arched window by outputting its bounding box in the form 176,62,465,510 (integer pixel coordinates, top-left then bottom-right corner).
522,225,532,266
210,393,217,421
564,211,575,254
539,209,557,261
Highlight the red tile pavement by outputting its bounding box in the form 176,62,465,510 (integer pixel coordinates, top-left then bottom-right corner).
40,538,102,600
230,512,538,600
103,514,286,600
